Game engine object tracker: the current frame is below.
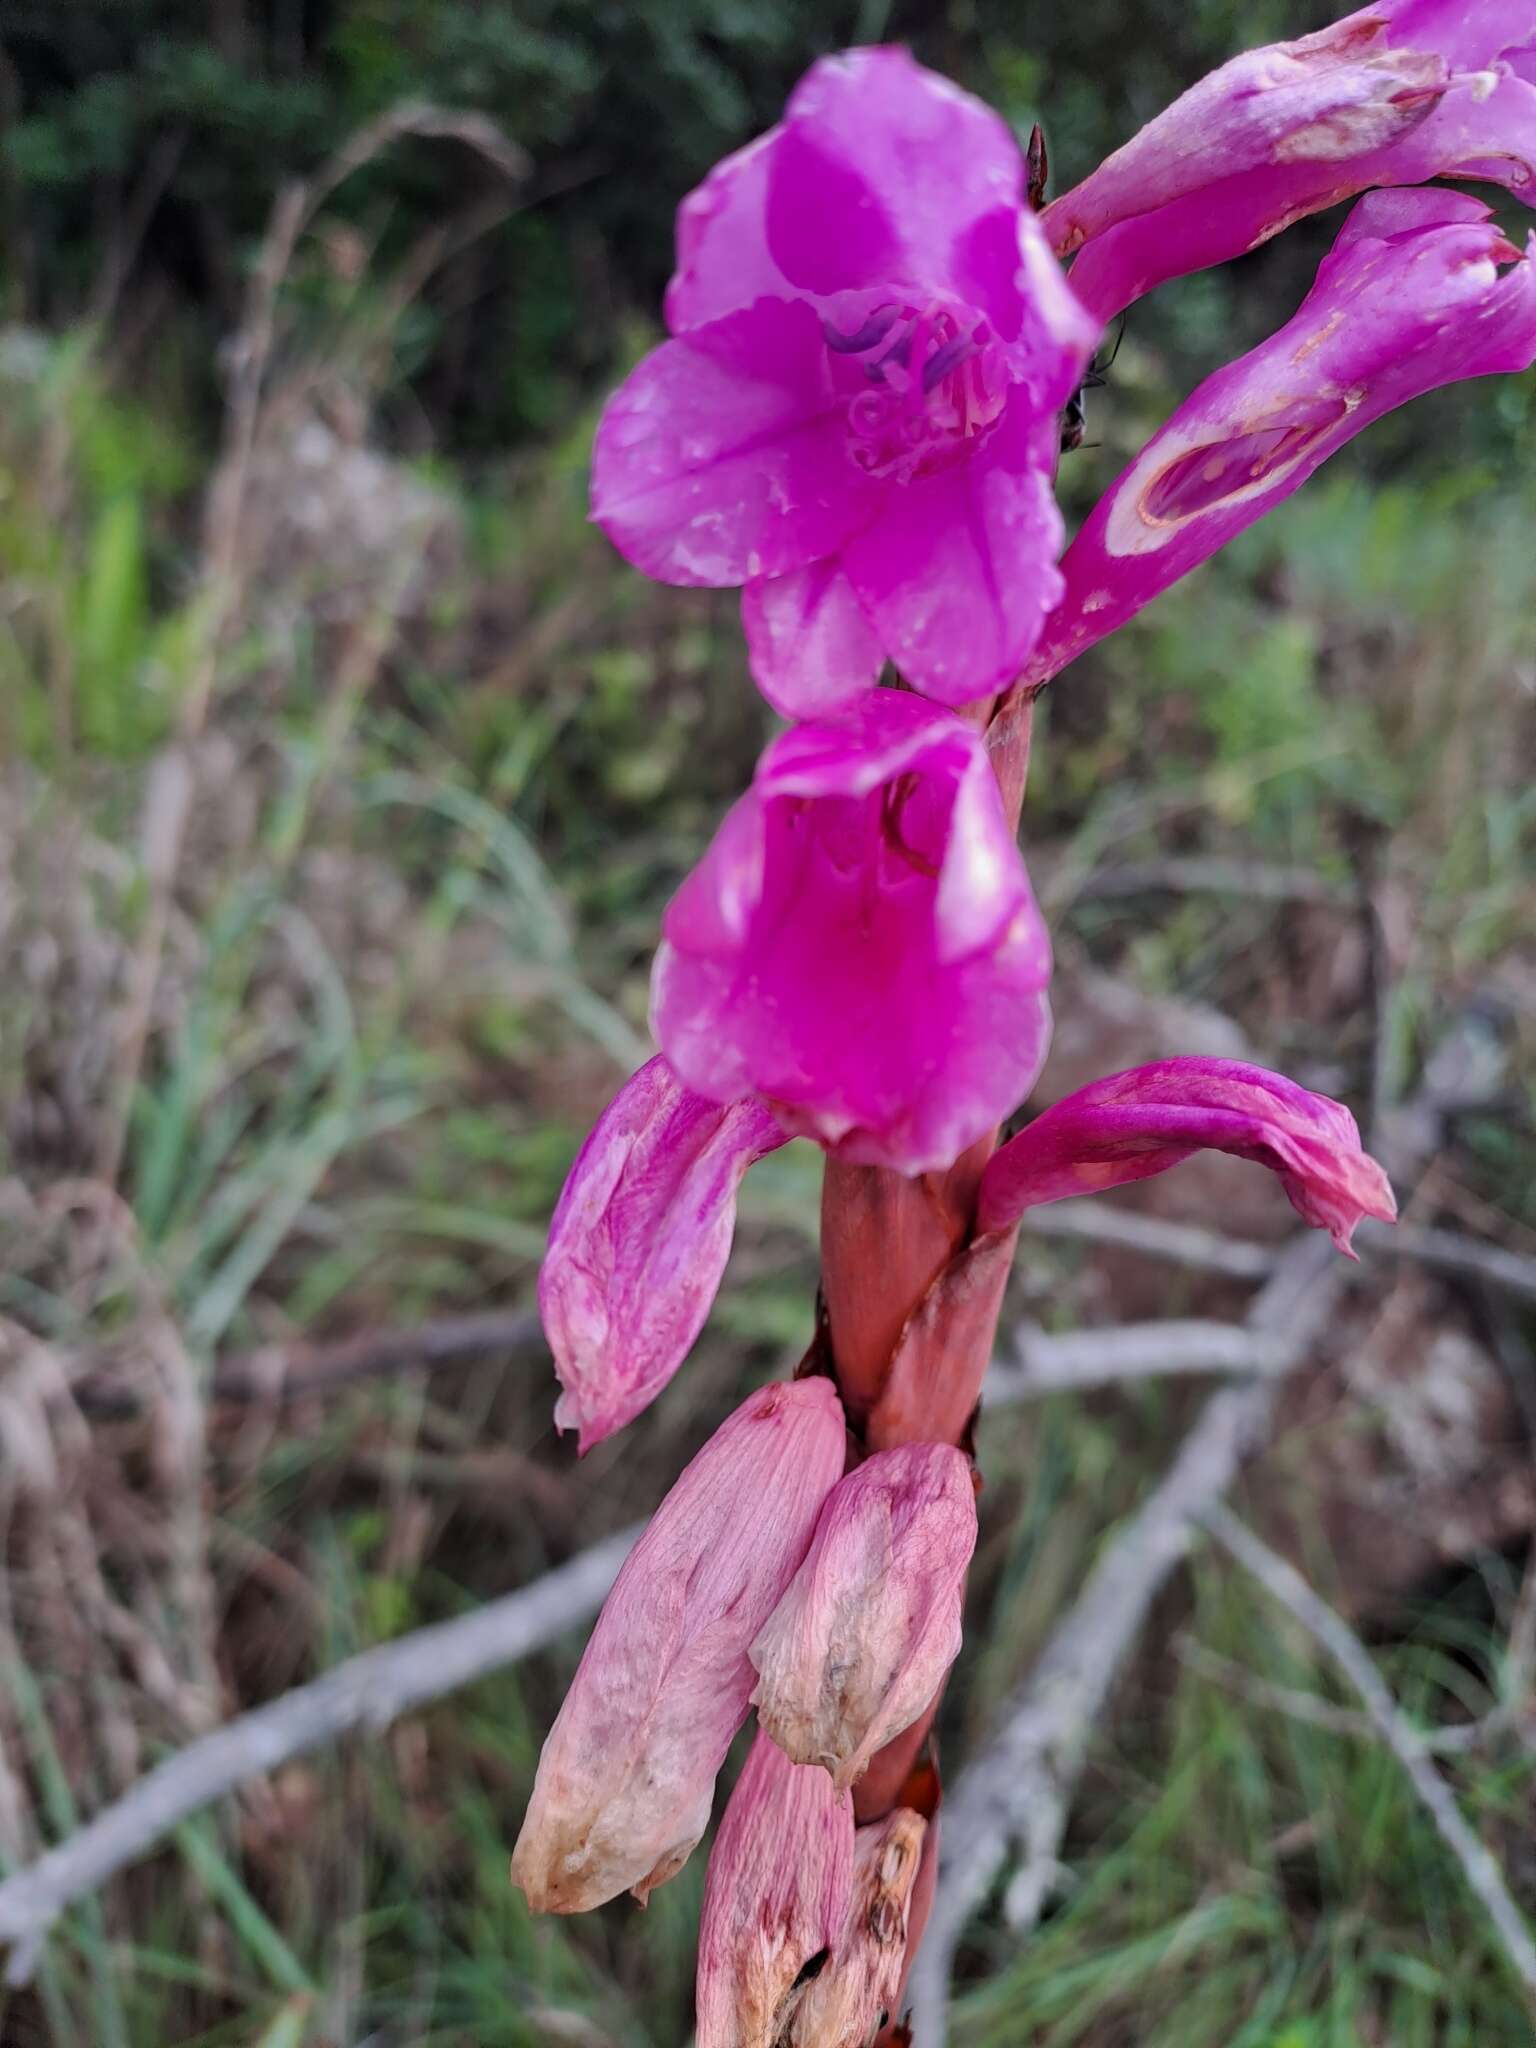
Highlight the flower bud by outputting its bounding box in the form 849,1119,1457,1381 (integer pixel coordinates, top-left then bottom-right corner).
787,1808,928,2047
695,1731,855,2048
978,1055,1397,1252
511,1379,846,1913
750,1443,976,1790
539,1055,787,1452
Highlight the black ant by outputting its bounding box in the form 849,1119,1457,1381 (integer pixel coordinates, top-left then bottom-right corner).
1060,315,1126,455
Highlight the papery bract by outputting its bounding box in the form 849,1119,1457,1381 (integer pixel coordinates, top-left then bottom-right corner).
1049,0,1536,320
695,1730,855,2048
1030,189,1536,682
787,1807,928,2046
510,1380,846,1913
539,1055,788,1453
652,692,1053,1176
977,1057,1397,1253
751,1443,976,1789
591,47,1097,712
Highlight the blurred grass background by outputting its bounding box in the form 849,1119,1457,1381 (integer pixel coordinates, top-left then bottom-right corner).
1,3,1534,2044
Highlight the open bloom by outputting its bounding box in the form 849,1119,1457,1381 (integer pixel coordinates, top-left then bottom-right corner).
652,691,1052,1176
695,1732,855,2048
1031,187,1536,679
590,46,1097,714
751,1443,976,1791
539,1056,788,1452
1047,0,1536,321
511,1380,846,1913
977,1056,1398,1251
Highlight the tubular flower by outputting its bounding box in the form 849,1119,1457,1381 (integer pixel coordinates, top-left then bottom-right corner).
786,1807,928,2046
977,1057,1397,1253
539,1055,789,1452
590,46,1097,714
1030,188,1536,681
695,1731,855,2048
510,1380,846,1914
750,1443,976,1791
1049,0,1536,320
652,691,1053,1177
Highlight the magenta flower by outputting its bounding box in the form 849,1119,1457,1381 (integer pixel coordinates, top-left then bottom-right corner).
590,46,1097,715
750,1443,977,1791
1029,188,1536,681
977,1057,1398,1253
1049,0,1536,321
695,1730,855,2048
510,1379,845,1913
652,691,1053,1175
539,1055,788,1453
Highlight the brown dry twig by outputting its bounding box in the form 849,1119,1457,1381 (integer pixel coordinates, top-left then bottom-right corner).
0,1526,635,1985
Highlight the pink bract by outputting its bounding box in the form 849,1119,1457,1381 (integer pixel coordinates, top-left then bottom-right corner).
1030,189,1536,682
695,1731,855,2048
651,692,1053,1177
510,1379,846,1914
978,1056,1398,1254
590,46,1097,713
539,1056,788,1453
1050,0,1536,321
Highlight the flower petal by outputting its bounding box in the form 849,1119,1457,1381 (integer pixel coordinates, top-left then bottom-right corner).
841,401,1067,705
540,1056,789,1453
666,128,795,332
510,1379,847,1914
590,297,878,586
977,1056,1397,1253
786,1807,928,2047
742,561,885,718
1029,192,1536,681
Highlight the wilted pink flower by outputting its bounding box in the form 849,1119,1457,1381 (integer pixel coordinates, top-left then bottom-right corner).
977,1057,1397,1253
539,1055,788,1453
590,47,1097,714
751,1444,976,1791
1050,0,1536,320
786,1807,928,2046
652,692,1053,1176
695,1730,855,2048
510,1380,846,1913
1030,189,1536,681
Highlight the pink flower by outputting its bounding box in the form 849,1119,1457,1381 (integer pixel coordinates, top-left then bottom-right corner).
1030,189,1536,682
695,1730,855,2048
750,1444,976,1791
652,692,1053,1176
977,1057,1397,1254
785,1806,928,2046
510,1380,846,1913
1049,0,1536,321
590,47,1097,715
539,1056,788,1453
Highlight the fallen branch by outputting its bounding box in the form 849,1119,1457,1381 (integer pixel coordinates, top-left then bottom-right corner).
0,1527,636,1984
1074,854,1350,906
1025,1199,1536,1303
907,1233,1341,2045
985,1318,1284,1401
1203,1503,1536,2003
